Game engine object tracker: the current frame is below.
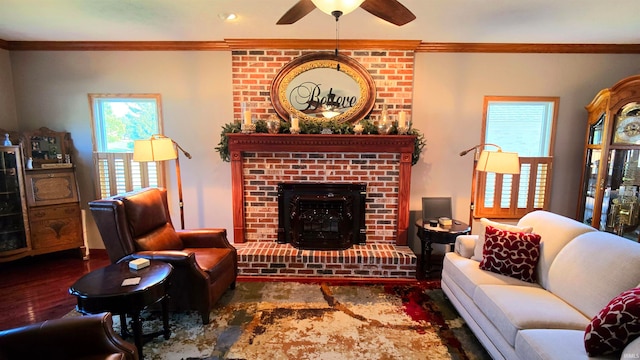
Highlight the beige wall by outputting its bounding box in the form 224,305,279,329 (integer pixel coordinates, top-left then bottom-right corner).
6,49,640,248
0,49,17,129
411,53,640,229
10,51,234,249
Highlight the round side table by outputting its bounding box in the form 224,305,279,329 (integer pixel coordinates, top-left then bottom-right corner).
415,219,470,277
69,260,172,359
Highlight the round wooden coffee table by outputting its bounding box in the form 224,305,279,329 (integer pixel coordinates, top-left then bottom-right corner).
69,260,172,359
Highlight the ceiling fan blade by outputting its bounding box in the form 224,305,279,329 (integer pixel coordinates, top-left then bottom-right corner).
277,0,317,24
360,0,416,26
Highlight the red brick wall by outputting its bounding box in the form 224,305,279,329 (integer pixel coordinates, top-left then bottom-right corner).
231,49,415,121
231,48,415,245
243,151,401,244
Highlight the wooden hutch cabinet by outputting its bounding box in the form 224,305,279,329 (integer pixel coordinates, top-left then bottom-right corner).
578,75,640,241
23,167,83,256
0,127,84,262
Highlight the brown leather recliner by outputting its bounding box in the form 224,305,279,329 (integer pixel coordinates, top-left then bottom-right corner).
89,187,237,324
0,312,138,360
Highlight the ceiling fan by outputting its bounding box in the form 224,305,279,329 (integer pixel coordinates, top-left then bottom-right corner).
277,0,416,26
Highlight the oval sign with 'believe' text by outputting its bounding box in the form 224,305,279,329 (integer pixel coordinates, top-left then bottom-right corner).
270,52,376,123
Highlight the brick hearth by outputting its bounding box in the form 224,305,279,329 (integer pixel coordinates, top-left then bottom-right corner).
236,242,416,279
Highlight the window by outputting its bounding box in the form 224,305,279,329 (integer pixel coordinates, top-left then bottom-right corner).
476,96,558,219
89,94,166,199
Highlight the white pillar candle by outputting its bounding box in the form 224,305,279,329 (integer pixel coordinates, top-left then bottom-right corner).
398,111,407,128
244,109,252,126
291,117,299,129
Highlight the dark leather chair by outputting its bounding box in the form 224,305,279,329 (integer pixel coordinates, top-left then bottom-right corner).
89,187,237,324
0,312,138,360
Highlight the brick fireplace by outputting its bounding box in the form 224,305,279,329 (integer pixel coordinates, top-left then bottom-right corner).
228,134,417,278
227,46,418,279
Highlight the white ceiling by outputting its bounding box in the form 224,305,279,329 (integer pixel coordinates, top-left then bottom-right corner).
1,0,639,44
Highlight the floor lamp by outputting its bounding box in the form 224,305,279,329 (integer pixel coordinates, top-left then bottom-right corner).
133,134,192,230
459,143,520,227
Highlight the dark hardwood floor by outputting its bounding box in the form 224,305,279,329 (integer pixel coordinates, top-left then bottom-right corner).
0,249,110,331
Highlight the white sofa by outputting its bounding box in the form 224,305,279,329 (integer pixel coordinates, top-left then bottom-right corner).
441,210,640,360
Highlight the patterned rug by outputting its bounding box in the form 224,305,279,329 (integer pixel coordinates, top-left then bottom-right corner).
73,280,490,360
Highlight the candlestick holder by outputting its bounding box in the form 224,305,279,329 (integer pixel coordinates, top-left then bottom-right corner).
290,126,300,135
242,123,256,134
397,126,409,135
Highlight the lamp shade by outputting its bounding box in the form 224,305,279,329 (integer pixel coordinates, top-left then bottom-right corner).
476,150,520,174
133,137,177,162
311,0,364,15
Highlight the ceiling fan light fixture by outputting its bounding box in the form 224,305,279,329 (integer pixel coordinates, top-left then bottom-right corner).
311,0,365,16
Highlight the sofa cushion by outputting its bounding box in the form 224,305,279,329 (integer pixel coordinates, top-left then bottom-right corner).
471,218,533,261
584,287,640,356
516,210,596,290
473,284,590,347
479,225,542,283
443,252,540,301
547,231,640,319
516,329,619,360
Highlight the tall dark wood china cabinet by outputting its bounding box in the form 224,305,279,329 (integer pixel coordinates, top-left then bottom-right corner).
578,75,640,241
0,143,31,261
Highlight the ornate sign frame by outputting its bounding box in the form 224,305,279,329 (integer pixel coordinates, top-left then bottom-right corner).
270,52,376,124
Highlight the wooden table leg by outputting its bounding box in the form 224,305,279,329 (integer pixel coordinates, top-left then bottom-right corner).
130,311,143,359
161,298,170,340
119,314,128,338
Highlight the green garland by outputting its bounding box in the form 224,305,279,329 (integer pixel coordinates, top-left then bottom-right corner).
215,119,426,166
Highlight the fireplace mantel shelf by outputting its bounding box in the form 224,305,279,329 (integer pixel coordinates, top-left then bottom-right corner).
227,133,415,154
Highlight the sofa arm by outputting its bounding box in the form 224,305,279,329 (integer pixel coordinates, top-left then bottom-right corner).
0,312,138,360
178,228,235,249
454,235,478,259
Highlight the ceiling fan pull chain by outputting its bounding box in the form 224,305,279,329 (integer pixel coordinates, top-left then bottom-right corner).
334,11,340,71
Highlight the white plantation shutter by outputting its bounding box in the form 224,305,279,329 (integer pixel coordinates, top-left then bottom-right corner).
477,157,552,218
94,152,162,198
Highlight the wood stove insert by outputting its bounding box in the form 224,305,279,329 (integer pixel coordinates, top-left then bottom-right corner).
277,183,366,250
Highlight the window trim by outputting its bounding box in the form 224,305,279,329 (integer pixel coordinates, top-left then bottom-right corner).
88,93,167,199
475,96,559,219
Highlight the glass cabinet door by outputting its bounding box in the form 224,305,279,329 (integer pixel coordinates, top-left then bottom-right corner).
579,114,605,227
601,149,640,240
581,148,602,226
0,146,29,255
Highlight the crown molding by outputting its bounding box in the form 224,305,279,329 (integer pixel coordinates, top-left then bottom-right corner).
417,42,640,53
6,41,229,51
3,38,640,53
224,39,422,50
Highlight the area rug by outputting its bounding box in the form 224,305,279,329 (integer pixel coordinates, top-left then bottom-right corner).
73,280,490,360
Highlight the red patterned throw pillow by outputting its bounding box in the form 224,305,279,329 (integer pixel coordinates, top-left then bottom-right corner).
584,288,640,356
479,225,541,283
